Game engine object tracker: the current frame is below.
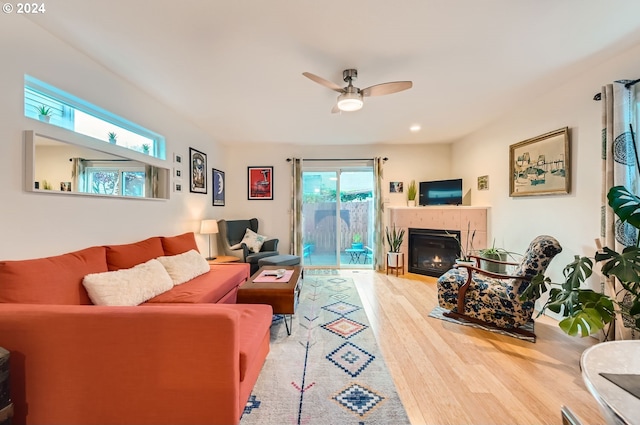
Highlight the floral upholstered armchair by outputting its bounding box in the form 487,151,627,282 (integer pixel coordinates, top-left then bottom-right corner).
437,235,562,339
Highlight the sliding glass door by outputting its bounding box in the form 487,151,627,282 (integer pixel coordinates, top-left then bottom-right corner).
301,165,374,268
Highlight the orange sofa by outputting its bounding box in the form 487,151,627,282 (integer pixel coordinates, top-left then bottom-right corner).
0,233,272,425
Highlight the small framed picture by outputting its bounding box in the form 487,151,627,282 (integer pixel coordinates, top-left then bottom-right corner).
390,182,403,193
189,148,207,194
248,166,273,200
60,182,71,192
174,182,182,192
173,153,182,164
212,169,225,206
174,168,182,178
478,175,489,191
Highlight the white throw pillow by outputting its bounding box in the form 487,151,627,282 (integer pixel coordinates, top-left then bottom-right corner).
82,259,173,306
156,249,210,286
241,228,267,253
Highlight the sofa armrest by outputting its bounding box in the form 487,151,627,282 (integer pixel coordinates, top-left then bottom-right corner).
262,238,278,252
0,304,248,425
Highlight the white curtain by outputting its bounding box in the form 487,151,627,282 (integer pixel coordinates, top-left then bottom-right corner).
601,80,639,340
373,157,385,271
290,158,303,256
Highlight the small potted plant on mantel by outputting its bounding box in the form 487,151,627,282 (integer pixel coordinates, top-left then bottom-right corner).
521,185,640,337
385,224,405,267
108,132,117,144
35,105,52,123
407,180,417,207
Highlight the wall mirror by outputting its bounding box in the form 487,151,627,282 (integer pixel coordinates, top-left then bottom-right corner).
24,130,170,200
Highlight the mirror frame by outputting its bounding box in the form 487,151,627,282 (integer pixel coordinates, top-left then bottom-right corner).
24,128,170,200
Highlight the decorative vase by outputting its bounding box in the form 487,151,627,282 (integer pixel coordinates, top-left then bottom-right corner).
109,138,116,144
38,115,50,123
407,200,416,207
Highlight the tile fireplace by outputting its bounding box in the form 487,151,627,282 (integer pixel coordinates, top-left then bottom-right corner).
408,228,460,277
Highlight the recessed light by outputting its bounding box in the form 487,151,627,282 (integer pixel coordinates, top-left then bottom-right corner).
410,124,421,132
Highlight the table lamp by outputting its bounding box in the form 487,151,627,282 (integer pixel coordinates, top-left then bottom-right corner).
200,219,219,260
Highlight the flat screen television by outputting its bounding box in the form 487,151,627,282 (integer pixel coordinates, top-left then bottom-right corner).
419,179,463,206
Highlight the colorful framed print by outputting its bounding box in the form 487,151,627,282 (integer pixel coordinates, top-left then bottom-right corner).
390,182,403,193
509,127,570,197
248,166,273,200
212,169,225,206
189,148,207,194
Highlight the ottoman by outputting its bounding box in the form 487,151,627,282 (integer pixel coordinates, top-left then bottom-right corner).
258,254,301,267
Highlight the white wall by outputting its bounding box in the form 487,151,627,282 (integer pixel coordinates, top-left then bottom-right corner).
223,143,452,253
451,41,640,292
0,18,227,259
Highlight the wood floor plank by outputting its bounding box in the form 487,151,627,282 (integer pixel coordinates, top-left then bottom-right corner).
345,269,606,425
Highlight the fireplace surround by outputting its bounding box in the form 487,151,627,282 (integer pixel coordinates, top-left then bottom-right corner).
408,228,460,277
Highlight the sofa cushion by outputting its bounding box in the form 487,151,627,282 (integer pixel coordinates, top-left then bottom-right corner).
156,249,210,286
105,237,164,271
0,246,107,305
161,232,199,256
83,258,174,306
145,263,250,304
241,228,267,253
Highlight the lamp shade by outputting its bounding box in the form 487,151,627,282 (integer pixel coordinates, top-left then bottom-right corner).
200,219,219,235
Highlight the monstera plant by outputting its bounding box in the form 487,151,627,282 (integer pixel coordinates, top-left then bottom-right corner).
521,185,640,337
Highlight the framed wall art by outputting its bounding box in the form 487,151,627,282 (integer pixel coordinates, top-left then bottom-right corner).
212,168,225,206
189,147,207,194
477,175,489,191
248,166,273,200
509,127,570,197
390,182,403,193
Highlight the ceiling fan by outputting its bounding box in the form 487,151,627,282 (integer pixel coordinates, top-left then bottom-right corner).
302,69,412,113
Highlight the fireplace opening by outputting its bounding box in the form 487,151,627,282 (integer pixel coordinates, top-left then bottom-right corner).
408,228,460,277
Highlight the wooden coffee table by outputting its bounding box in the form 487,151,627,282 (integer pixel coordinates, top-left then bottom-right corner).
237,265,303,335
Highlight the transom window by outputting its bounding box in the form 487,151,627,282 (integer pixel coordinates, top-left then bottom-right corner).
24,75,166,159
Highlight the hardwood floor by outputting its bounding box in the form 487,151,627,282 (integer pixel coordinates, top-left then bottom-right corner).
342,269,605,425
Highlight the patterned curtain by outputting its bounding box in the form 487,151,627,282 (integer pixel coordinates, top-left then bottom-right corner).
601,80,639,340
373,157,385,271
290,158,303,256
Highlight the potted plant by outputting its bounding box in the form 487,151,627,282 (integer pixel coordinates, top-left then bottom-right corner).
385,224,405,267
35,105,52,123
450,222,476,265
352,233,363,250
521,185,639,337
142,143,150,154
407,179,417,207
108,132,117,144
478,239,515,273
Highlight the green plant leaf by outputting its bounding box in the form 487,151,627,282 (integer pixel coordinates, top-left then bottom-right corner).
559,308,607,337
520,273,549,301
596,246,640,284
607,185,640,230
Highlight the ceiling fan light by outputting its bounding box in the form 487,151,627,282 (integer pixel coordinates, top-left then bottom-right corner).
337,92,363,111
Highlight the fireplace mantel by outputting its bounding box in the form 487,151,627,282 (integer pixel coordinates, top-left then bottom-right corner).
387,206,489,273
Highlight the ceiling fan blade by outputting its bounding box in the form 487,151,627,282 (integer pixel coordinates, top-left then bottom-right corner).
361,81,412,97
303,72,344,93
331,104,341,114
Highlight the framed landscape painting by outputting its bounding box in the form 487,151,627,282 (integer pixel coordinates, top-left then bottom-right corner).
189,148,207,194
509,127,570,197
248,166,273,200
212,169,225,206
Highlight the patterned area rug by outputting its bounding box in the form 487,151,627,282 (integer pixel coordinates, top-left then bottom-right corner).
241,275,409,425
429,305,535,343
303,268,339,275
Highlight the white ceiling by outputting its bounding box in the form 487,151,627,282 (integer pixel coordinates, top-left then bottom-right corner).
28,0,640,146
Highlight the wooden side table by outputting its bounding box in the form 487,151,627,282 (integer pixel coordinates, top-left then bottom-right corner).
386,252,405,276
207,256,240,264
